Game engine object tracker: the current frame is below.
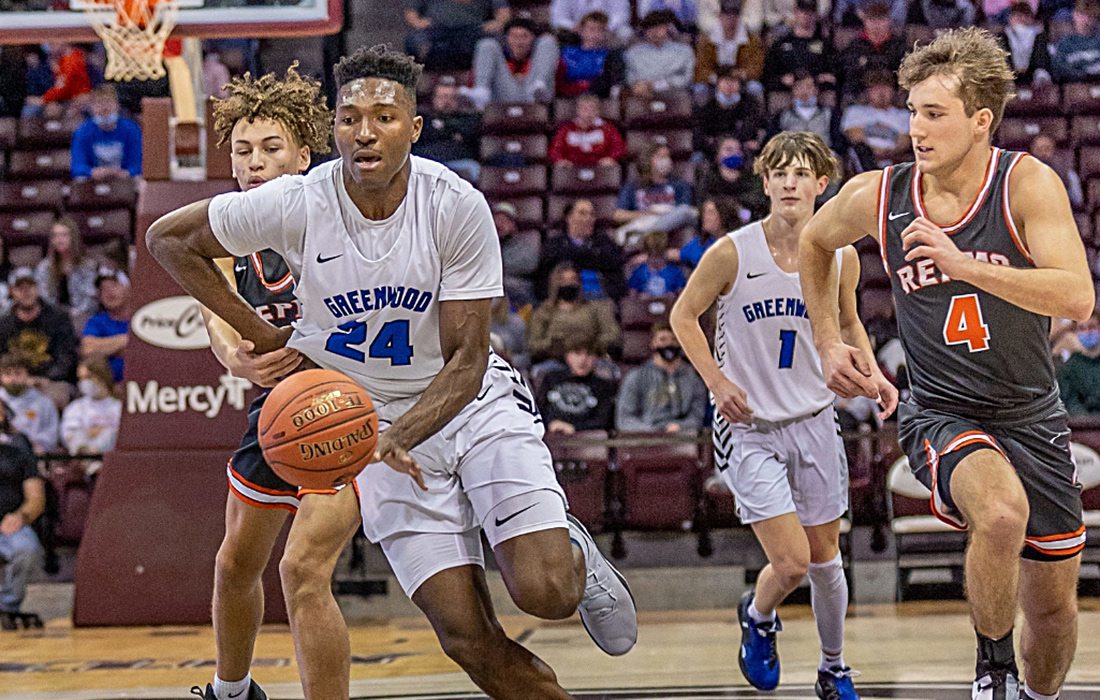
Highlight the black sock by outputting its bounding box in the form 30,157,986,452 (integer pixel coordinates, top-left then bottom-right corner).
976,629,1017,670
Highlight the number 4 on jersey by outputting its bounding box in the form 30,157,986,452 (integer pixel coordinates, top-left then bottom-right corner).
943,293,990,352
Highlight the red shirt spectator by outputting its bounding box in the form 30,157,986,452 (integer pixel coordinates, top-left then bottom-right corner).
42,44,91,104
549,95,627,166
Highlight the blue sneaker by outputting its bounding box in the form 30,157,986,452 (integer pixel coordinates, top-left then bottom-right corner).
816,665,861,700
736,590,781,690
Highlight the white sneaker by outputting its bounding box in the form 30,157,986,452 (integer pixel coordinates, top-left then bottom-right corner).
566,514,637,655
972,666,1020,700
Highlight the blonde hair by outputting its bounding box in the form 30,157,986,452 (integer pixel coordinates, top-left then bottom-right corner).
753,131,838,180
212,62,332,153
897,27,1017,135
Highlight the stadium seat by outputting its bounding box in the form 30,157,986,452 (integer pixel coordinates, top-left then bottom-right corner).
1063,82,1100,115
1071,115,1100,146
7,149,72,180
544,431,610,531
0,117,16,150
480,133,548,164
858,285,894,323
859,248,889,287
69,208,132,243
1077,211,1093,242
997,117,1067,149
0,210,53,246
416,70,471,101
17,115,79,149
0,179,66,212
619,294,676,330
621,89,693,129
625,159,695,185
1087,178,1100,211
1079,146,1100,181
547,193,618,226
550,162,622,195
478,165,547,197
887,456,967,601
490,195,544,230
617,436,701,530
620,328,654,364
624,128,694,160
1077,444,1100,572
553,96,620,124
66,178,138,210
482,102,550,134
1005,84,1060,117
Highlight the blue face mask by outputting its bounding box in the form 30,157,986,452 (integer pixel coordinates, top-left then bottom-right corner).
721,153,743,170
93,113,118,130
1080,330,1100,351
793,97,817,110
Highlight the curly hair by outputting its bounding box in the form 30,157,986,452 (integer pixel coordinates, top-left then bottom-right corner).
898,27,1017,135
333,45,423,101
212,62,332,153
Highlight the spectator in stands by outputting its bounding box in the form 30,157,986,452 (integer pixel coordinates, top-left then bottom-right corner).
1051,0,1100,82
556,12,627,98
537,336,618,433
0,354,60,454
637,0,700,29
672,197,741,268
0,268,79,404
494,203,541,308
1058,310,1100,414
624,10,696,98
540,198,627,300
628,231,688,296
834,0,907,26
0,239,11,317
739,0,833,32
549,94,628,166
490,295,529,370
763,0,836,91
998,2,1053,85
615,322,708,433
614,143,696,246
413,77,482,182
694,67,767,152
464,17,559,110
772,71,834,147
694,1,765,92
60,357,121,456
80,268,130,385
404,0,509,70
986,0,1039,23
202,51,232,100
696,136,768,218
0,410,43,615
920,0,977,28
551,0,633,45
841,70,910,169
35,217,101,327
837,1,907,101
528,262,621,365
0,46,27,119
22,47,54,119
70,85,143,180
24,43,91,116
1031,133,1084,209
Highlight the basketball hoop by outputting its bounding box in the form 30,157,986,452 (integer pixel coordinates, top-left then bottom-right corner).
77,0,180,81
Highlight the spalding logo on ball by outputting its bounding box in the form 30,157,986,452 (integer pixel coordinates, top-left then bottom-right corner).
258,369,379,490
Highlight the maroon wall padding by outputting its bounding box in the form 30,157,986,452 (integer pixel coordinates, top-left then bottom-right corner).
74,179,291,626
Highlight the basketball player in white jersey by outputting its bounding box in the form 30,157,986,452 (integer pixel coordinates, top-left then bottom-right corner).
148,45,636,700
670,132,897,700
192,66,341,700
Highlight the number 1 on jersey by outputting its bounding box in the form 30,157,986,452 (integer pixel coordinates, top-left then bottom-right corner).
943,293,990,352
778,329,797,369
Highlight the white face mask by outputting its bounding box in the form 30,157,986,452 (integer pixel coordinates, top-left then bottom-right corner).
653,156,673,176
79,379,104,399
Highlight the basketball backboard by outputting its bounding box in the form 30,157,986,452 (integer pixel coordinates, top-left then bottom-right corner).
0,0,344,44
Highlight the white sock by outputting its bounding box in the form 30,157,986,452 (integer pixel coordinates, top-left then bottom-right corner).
1023,686,1059,700
748,599,776,624
807,552,848,672
213,673,250,700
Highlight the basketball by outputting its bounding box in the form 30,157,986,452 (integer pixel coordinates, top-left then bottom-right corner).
258,369,378,490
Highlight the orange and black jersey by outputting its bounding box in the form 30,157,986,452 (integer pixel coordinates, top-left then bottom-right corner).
877,148,1057,419
234,249,299,327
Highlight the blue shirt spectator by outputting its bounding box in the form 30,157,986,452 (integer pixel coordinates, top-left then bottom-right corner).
71,85,142,180
628,231,687,296
81,269,131,383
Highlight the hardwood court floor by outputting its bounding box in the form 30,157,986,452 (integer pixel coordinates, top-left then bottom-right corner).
2,602,1099,699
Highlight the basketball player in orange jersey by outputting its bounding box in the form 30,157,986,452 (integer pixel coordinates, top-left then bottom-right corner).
800,28,1092,700
190,65,338,700
150,45,635,700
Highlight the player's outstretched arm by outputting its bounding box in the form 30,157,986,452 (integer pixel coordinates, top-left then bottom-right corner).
147,199,289,354
837,246,897,419
902,156,1094,321
669,238,753,423
800,170,882,400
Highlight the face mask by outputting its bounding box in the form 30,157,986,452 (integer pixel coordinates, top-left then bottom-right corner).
793,97,817,110
2,383,25,397
79,379,104,398
653,157,673,176
93,113,118,130
721,153,744,170
715,91,741,107
656,346,681,362
1080,330,1100,351
557,284,581,302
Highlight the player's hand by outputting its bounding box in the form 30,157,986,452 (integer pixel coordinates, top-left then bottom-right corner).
872,372,899,420
230,340,303,387
901,217,973,280
710,376,753,424
373,434,428,491
819,341,879,400
0,512,24,536
548,419,576,435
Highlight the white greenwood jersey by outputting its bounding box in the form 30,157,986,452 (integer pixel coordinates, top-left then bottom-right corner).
714,221,842,422
208,156,503,404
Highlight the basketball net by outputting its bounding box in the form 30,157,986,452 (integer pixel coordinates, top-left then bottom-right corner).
81,0,179,81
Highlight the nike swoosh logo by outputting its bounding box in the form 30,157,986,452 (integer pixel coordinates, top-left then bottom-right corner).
888,211,911,221
316,253,344,264
227,691,246,699
494,503,538,527
234,265,246,272
747,272,767,279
